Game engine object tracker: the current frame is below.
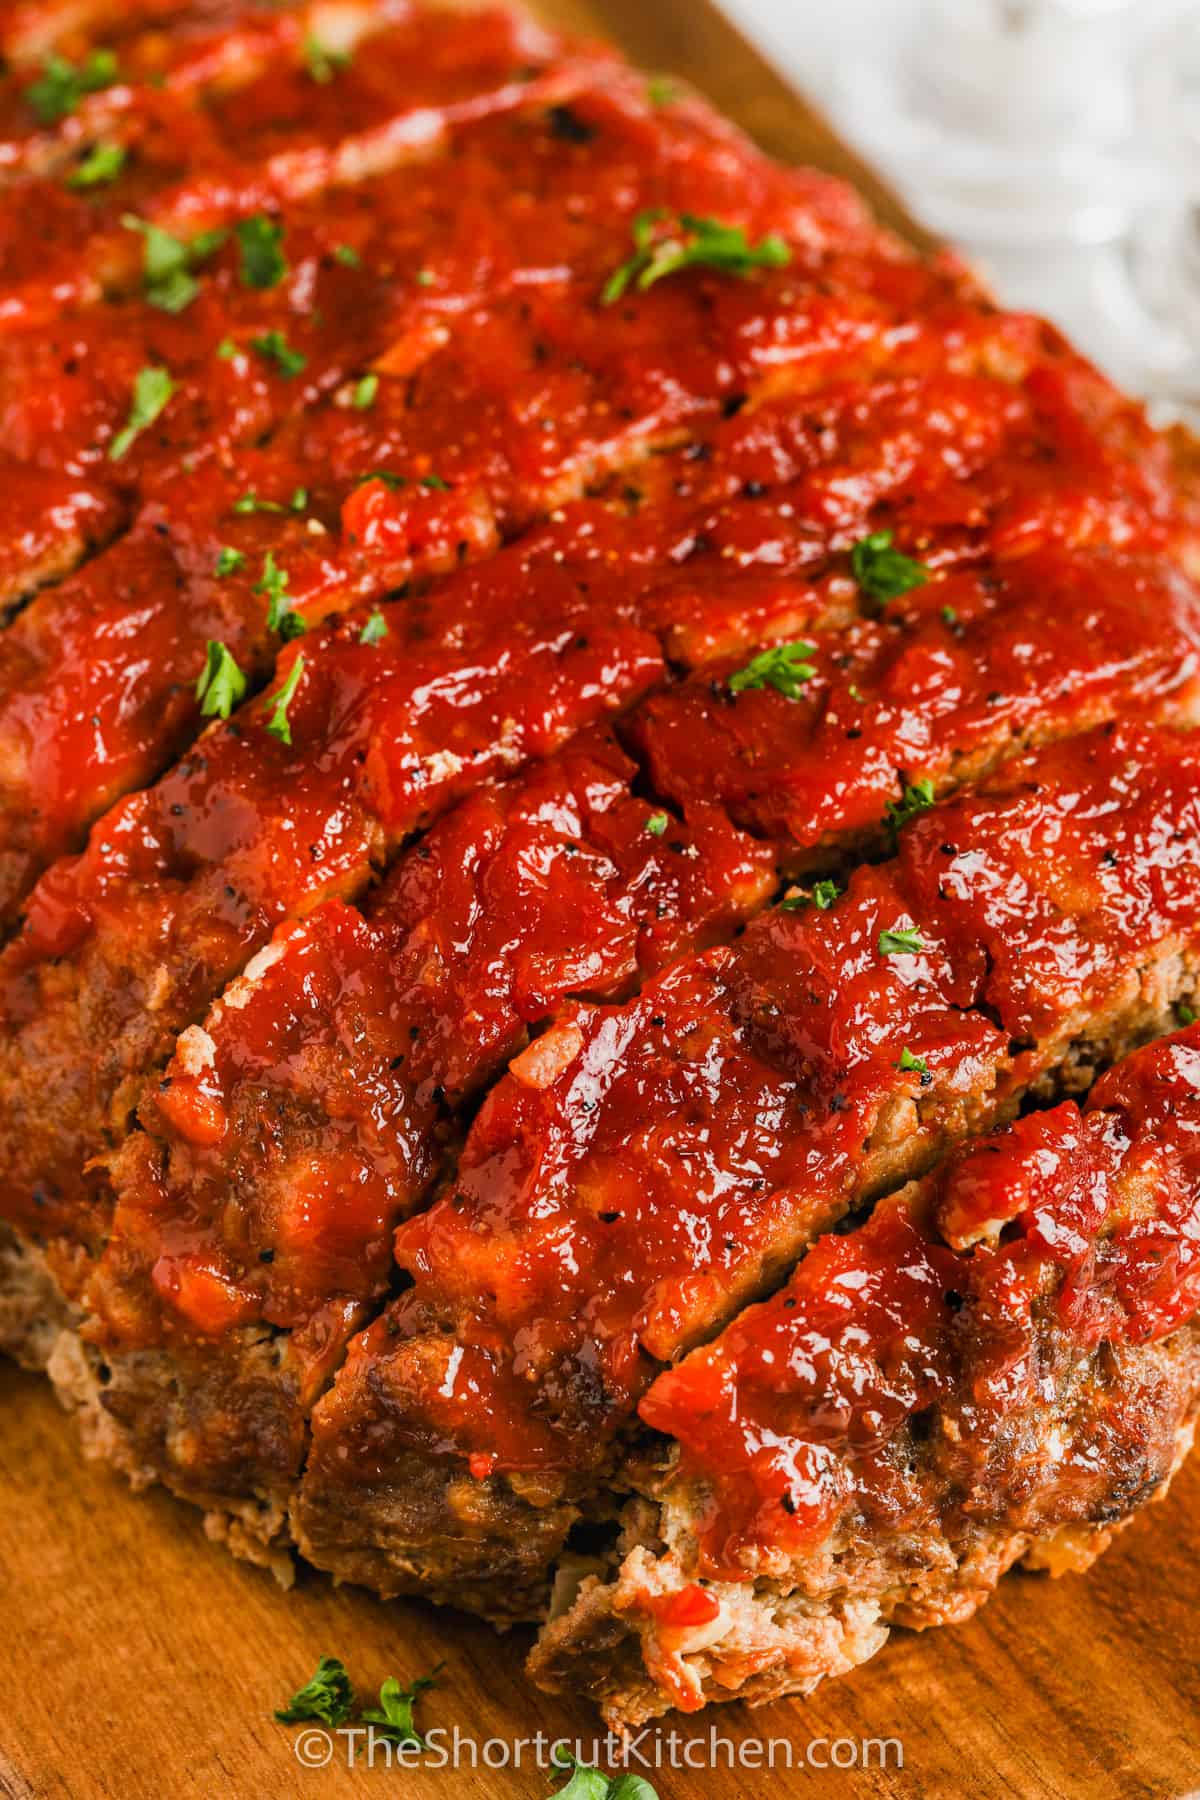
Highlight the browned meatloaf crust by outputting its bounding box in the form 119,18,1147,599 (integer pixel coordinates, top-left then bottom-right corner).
529,1025,1200,1726
2,0,1200,1726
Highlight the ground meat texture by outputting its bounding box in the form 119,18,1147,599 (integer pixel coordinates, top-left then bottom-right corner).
66,730,771,1541
528,1024,1200,1726
292,723,1200,1617
0,571,665,1274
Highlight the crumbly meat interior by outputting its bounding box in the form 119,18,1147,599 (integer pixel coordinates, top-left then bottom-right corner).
529,1026,1200,1726
1,0,1200,1722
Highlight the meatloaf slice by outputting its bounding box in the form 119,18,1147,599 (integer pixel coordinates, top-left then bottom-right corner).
56,730,770,1554
530,1022,1200,1726
293,722,1200,1619
0,62,973,917
0,565,664,1272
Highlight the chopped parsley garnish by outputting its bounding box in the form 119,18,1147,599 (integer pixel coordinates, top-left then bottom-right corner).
645,811,670,836
250,329,307,377
415,268,435,287
897,1047,929,1075
67,141,126,189
217,338,238,360
851,529,929,604
194,640,246,720
420,472,450,491
122,213,227,313
28,49,118,126
236,214,288,290
109,365,174,460
214,546,245,577
353,372,378,410
333,243,360,267
360,1670,439,1748
359,610,389,646
354,469,402,490
233,486,307,516
728,640,817,700
941,604,959,627
549,1751,659,1800
262,653,305,744
602,209,790,305
254,552,304,639
304,34,352,83
1176,1002,1197,1027
885,777,936,836
275,1656,354,1727
780,877,840,912
879,925,925,957
646,76,676,107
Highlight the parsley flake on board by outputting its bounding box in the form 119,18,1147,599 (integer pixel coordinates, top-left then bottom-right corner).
28,49,117,125
274,1656,354,1727
67,141,126,189
262,653,306,744
879,925,925,957
549,1751,659,1800
885,777,936,836
236,214,288,289
602,210,790,305
850,529,929,604
728,641,817,700
109,366,174,460
194,640,246,720
122,213,227,313
360,1670,440,1747
359,610,389,646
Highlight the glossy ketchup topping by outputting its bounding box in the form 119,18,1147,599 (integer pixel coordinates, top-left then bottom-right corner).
86,728,773,1346
640,1024,1200,1578
356,725,1200,1482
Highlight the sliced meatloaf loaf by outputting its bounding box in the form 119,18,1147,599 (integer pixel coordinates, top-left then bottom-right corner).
530,1023,1200,1725
3,0,1200,1726
293,723,1200,1617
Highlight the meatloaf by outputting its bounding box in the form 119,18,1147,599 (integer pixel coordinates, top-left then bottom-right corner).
530,1023,1200,1726
2,0,1200,1725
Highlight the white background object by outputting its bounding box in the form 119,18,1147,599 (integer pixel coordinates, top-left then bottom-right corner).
717,1,1200,409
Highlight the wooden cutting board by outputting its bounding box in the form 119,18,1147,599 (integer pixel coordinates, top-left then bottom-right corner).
2,6,1197,1797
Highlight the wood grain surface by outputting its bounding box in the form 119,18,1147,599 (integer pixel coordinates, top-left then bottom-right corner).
1,5,1195,1798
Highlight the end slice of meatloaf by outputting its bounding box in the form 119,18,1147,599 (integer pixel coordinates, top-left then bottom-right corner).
529,1022,1200,1727
47,729,770,1556
291,721,1200,1620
